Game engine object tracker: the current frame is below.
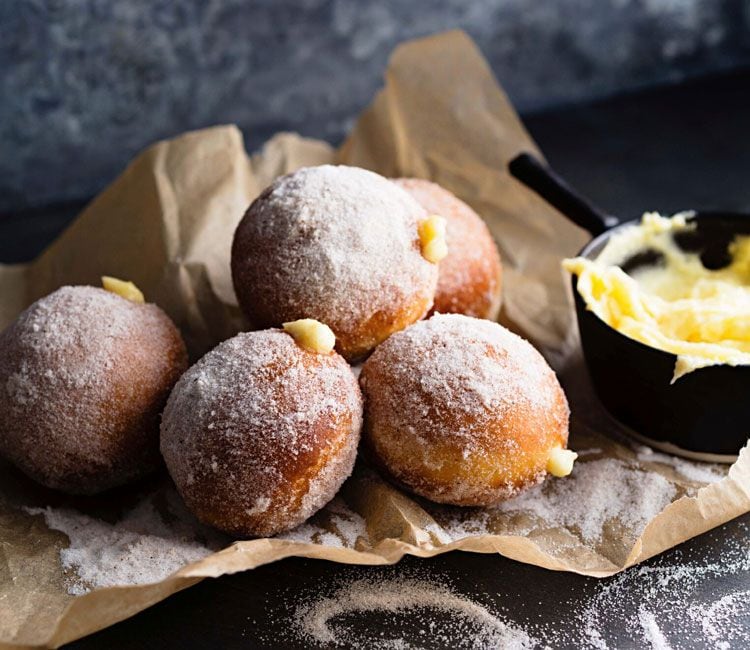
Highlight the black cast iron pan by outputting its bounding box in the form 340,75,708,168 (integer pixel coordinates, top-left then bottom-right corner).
509,152,750,461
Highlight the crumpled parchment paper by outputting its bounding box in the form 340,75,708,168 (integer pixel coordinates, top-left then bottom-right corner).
0,31,747,649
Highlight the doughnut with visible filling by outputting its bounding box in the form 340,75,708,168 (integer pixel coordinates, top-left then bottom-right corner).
0,285,188,494
160,328,362,537
360,314,571,506
231,165,438,361
393,178,502,320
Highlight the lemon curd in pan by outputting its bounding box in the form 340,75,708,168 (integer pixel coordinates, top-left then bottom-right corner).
565,212,750,381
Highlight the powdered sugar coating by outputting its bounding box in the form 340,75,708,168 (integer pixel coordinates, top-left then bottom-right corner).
394,178,503,320
360,314,569,506
0,286,188,494
231,165,438,360
160,329,363,537
24,483,224,594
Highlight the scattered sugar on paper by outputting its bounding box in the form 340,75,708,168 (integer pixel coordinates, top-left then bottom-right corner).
421,520,454,546
24,487,222,594
290,575,538,649
22,447,718,589
279,497,367,548
633,445,727,484
19,466,747,648
438,457,678,544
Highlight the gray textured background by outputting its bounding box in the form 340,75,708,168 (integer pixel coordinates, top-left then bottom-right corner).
2,0,749,214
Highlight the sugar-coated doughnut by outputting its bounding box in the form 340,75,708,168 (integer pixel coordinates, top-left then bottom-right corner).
160,329,362,537
393,178,502,320
360,314,570,506
231,165,438,361
0,286,188,494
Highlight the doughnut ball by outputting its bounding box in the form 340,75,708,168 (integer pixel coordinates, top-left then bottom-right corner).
360,314,569,506
393,178,503,320
160,329,362,537
231,165,438,361
0,286,188,494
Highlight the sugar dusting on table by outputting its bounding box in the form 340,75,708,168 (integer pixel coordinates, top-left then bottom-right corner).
690,590,750,650
280,521,749,649
290,574,538,649
573,520,750,649
638,607,672,650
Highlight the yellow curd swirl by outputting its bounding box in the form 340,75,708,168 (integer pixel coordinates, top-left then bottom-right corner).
564,213,750,381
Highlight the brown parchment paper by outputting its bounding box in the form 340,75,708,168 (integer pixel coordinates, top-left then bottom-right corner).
0,30,748,649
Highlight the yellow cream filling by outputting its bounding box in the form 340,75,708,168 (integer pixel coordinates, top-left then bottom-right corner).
101,276,145,303
564,213,750,381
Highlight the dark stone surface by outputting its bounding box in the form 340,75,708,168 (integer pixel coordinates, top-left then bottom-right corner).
62,516,750,649
2,0,750,213
1,71,748,649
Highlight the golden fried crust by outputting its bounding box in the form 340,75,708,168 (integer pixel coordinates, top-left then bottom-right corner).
230,166,438,362
393,178,503,321
160,330,363,537
360,314,569,506
183,410,360,538
0,286,188,494
231,210,433,360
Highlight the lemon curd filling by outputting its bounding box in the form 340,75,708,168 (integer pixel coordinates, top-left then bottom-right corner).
564,212,750,382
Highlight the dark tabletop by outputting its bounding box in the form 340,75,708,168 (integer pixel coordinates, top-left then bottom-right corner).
2,70,749,649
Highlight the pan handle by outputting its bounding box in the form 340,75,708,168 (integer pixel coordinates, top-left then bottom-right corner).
509,152,619,236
